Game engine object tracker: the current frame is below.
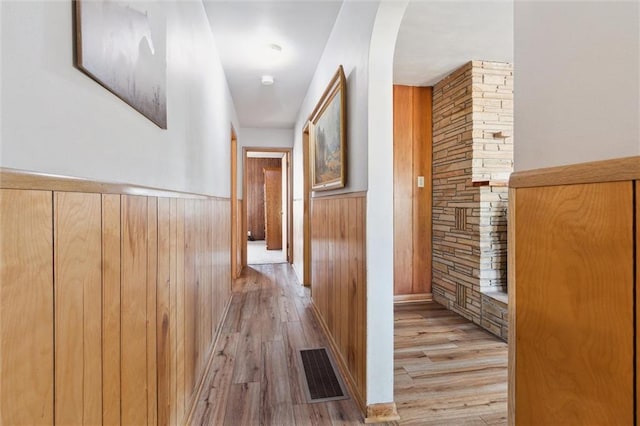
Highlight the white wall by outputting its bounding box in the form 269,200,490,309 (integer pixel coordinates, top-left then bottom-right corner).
291,0,379,285
366,0,408,406
237,127,293,197
514,1,640,171
292,1,378,201
1,0,239,197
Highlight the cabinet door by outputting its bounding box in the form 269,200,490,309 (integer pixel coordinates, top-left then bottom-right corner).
515,181,633,424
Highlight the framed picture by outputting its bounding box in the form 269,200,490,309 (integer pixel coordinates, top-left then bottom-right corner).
75,0,167,128
309,66,346,191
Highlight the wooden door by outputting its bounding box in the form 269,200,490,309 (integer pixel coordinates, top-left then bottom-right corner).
264,167,282,250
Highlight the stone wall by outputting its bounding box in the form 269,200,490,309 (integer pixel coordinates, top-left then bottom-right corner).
432,61,513,339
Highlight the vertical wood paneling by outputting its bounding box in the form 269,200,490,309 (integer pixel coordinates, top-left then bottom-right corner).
121,195,149,426
54,192,102,425
515,182,633,424
102,194,121,426
393,85,433,296
412,87,432,294
176,198,186,423
184,200,196,401
310,193,367,408
0,189,54,425
147,197,158,426
1,175,233,426
247,158,281,240
157,198,171,426
393,85,414,295
169,198,178,426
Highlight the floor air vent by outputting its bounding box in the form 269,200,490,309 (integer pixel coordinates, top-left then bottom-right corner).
299,348,348,403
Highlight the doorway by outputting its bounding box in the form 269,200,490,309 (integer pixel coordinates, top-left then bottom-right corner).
243,148,292,265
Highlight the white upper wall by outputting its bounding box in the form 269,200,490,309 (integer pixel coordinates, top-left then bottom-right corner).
514,1,640,171
292,0,379,200
1,0,239,197
237,126,294,197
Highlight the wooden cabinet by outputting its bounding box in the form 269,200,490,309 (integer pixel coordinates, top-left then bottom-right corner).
509,157,640,424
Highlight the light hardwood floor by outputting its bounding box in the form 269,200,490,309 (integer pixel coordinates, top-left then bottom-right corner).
190,264,364,425
192,264,507,425
394,303,508,425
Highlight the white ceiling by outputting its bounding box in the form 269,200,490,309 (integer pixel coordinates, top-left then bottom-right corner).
394,1,513,86
203,1,343,129
204,1,512,128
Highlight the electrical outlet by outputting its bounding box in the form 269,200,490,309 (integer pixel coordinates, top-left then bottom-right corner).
417,176,425,188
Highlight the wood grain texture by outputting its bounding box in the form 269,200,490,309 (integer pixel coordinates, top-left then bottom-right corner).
515,182,634,424
102,194,121,426
394,85,414,295
509,156,640,188
0,189,54,425
393,85,432,296
507,188,515,426
246,158,281,240
157,198,172,426
264,167,283,250
1,176,233,426
121,195,149,426
310,194,367,411
394,302,507,425
412,86,432,295
54,192,102,425
191,264,365,426
147,197,159,426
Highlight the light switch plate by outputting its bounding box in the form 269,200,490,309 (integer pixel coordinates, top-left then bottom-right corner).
417,176,425,188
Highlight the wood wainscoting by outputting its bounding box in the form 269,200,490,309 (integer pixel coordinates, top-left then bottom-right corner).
0,169,231,425
310,192,367,411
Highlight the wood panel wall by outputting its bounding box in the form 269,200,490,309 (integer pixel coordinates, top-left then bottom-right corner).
0,172,231,426
393,85,432,297
310,193,367,410
246,158,281,240
513,181,633,424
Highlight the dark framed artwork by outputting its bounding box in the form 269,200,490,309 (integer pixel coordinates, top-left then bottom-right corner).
75,0,167,128
309,66,346,191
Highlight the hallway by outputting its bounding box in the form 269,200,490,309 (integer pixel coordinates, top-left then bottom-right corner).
192,264,507,425
190,264,363,425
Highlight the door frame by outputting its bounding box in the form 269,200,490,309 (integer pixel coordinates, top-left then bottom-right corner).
230,125,241,278
302,122,311,286
242,147,293,264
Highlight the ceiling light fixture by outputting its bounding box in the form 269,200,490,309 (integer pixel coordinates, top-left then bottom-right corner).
261,75,274,86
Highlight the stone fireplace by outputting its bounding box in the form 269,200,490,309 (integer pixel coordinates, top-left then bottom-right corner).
431,61,513,340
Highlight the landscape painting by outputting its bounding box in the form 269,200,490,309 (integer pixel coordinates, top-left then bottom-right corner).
76,0,167,128
310,66,346,191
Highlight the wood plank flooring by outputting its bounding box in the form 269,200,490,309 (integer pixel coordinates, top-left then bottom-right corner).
192,264,507,425
190,264,363,425
394,303,508,425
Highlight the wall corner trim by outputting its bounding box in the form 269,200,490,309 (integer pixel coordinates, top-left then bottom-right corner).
365,402,400,423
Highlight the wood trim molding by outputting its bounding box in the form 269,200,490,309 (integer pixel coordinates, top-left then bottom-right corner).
0,168,220,199
309,302,366,416
365,402,400,423
509,156,640,188
393,293,433,304
507,187,516,426
472,180,509,187
311,190,367,200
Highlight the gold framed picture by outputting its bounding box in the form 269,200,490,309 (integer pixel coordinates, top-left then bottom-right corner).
309,66,346,191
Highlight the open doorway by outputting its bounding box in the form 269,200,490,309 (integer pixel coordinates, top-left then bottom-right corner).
243,148,292,265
